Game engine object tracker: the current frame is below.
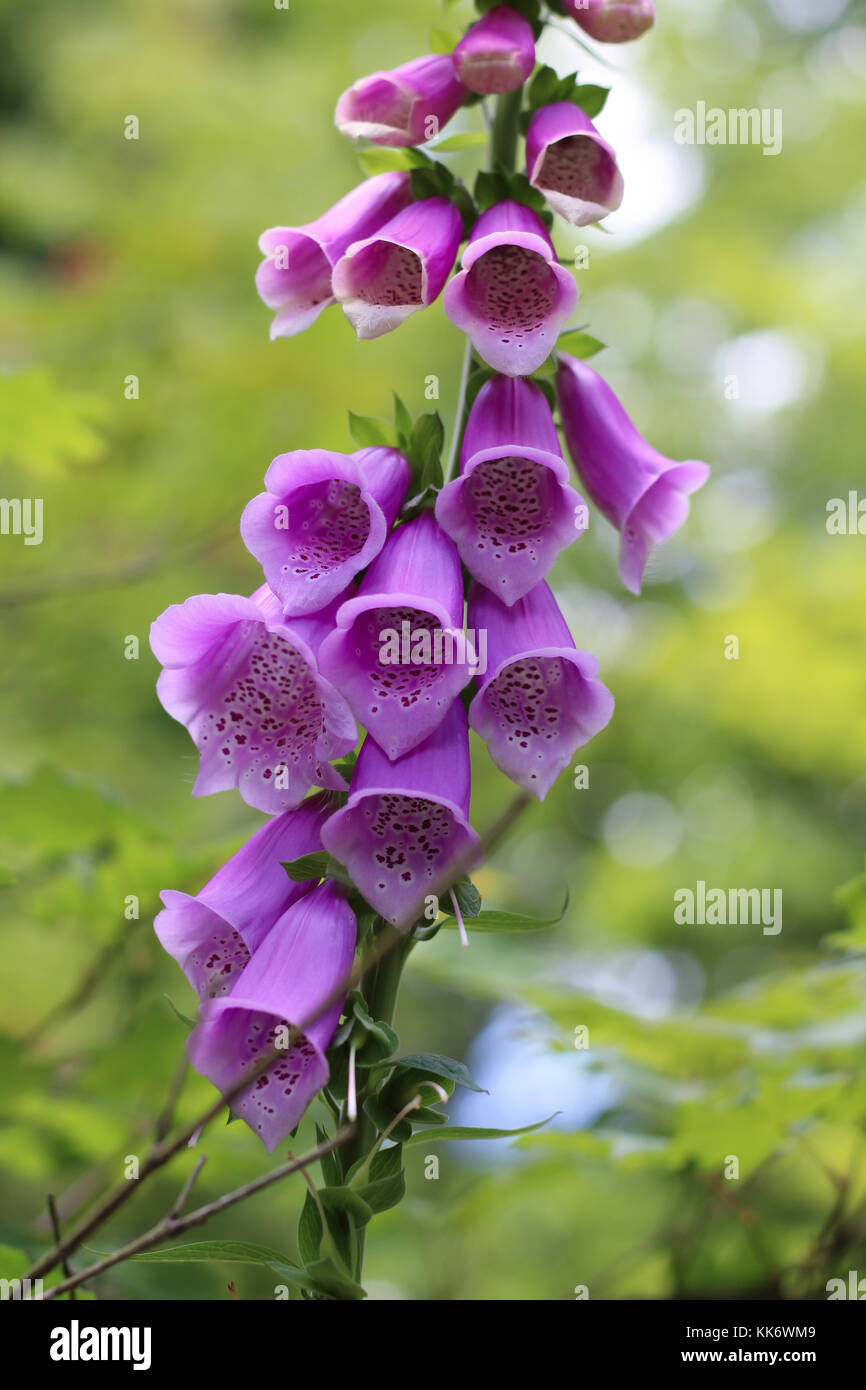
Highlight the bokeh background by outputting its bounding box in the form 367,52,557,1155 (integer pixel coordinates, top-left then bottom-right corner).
2,0,866,1300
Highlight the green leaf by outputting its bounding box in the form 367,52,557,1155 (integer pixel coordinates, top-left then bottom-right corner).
433,132,488,152
408,410,445,491
404,1113,560,1145
474,168,510,212
440,898,567,932
535,375,557,412
304,1256,366,1301
370,1142,403,1182
127,1240,295,1265
281,851,329,882
392,392,412,443
319,1185,373,1227
347,411,393,449
557,329,606,359
364,1093,414,1143
572,84,610,119
389,1052,486,1093
528,64,562,110
297,1191,322,1266
355,1170,406,1214
163,994,196,1029
430,27,461,54
315,1124,342,1187
450,876,483,919
357,147,432,176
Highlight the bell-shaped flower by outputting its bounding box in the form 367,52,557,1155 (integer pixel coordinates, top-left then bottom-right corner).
321,703,482,930
335,54,467,148
468,581,613,799
556,353,709,594
452,7,536,95
443,200,577,376
187,880,357,1152
526,102,623,226
240,445,409,616
435,374,585,607
255,171,413,341
563,0,655,44
318,512,475,761
150,586,356,814
154,793,334,1002
332,197,463,340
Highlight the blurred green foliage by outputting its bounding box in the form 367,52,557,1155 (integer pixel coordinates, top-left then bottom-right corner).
1,0,865,1299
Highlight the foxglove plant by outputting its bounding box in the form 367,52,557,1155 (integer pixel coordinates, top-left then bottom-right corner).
146,0,708,1301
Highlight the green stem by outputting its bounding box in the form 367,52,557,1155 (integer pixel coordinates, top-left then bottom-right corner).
488,86,522,173
339,926,413,1279
336,89,527,1292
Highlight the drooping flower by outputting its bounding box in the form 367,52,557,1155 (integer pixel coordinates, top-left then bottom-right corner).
563,0,655,44
452,7,536,95
335,54,468,147
240,446,409,616
332,198,463,340
150,586,356,814
187,880,357,1152
556,353,710,594
443,200,577,376
255,171,413,341
526,102,623,226
321,702,482,929
318,512,475,761
468,580,613,799
435,373,585,606
154,793,334,1001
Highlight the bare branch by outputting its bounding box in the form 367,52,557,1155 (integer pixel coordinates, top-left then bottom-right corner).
41,1127,354,1301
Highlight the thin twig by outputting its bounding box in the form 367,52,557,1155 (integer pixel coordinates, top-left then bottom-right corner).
443,336,474,486
42,1129,353,1301
47,1194,75,1301
27,791,535,1282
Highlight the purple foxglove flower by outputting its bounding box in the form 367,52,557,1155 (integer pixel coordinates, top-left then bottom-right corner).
331,198,463,340
526,102,624,227
321,702,482,929
335,55,468,148
468,581,613,799
563,0,655,44
443,200,578,376
240,445,409,616
154,793,334,1002
435,374,585,607
187,880,356,1152
452,7,536,95
556,353,710,594
255,171,413,341
150,586,357,814
318,512,475,761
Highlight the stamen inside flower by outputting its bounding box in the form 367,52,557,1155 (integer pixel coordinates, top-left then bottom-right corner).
279,478,370,582
464,245,556,349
